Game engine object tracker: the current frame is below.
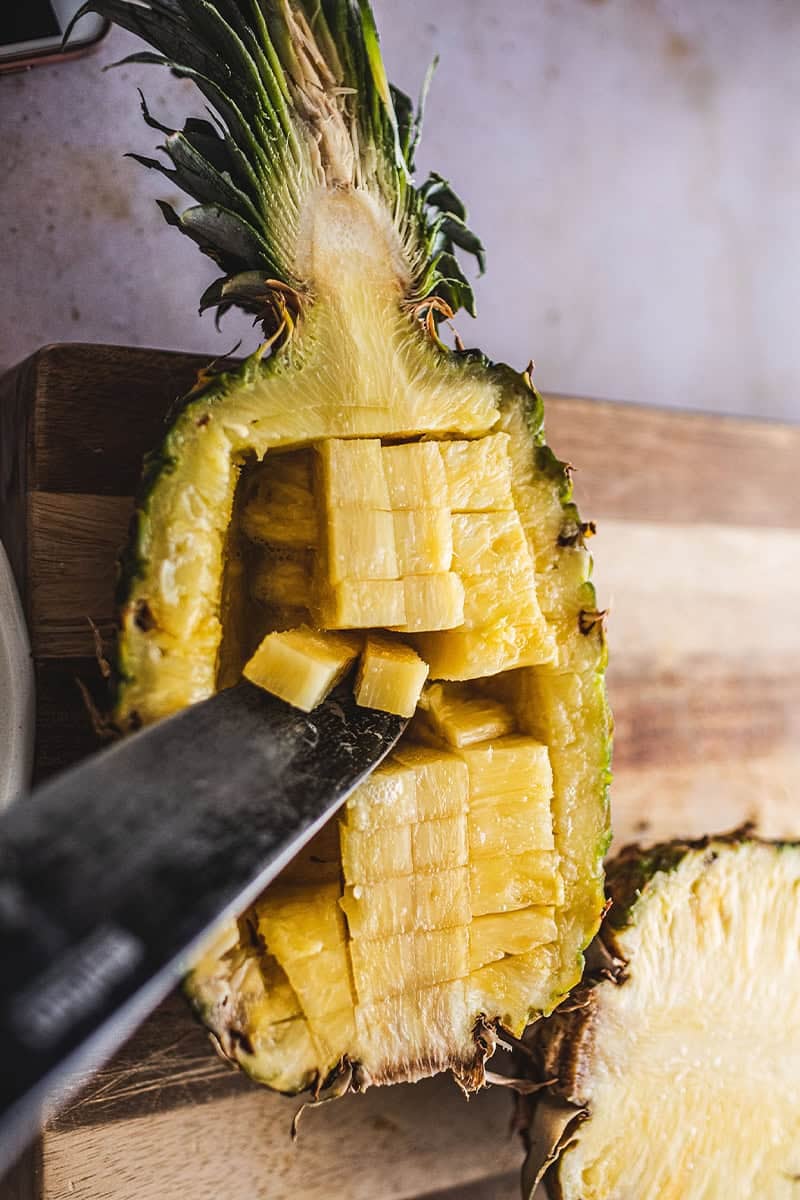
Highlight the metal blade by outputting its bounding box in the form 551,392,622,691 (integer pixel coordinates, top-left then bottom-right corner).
0,680,406,1175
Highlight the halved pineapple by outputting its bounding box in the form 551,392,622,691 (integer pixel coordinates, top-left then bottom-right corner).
82,0,611,1096
523,837,800,1200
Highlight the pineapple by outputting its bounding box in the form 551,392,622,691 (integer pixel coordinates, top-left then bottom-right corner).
79,0,611,1096
523,837,800,1200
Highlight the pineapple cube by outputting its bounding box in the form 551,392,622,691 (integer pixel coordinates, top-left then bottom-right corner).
392,745,469,820
460,570,543,631
243,625,361,712
470,852,564,915
415,620,555,681
439,433,514,512
351,933,416,1002
354,981,468,1070
414,927,469,989
340,876,416,939
412,816,469,872
343,760,418,830
450,510,531,576
467,946,558,1035
381,441,449,508
458,735,553,800
281,945,354,1017
392,510,453,574
317,438,391,508
419,682,516,748
415,868,471,931
340,823,413,882
392,573,465,632
316,578,406,628
354,635,429,718
326,508,398,583
256,882,347,961
468,794,555,857
469,908,558,970
250,550,313,608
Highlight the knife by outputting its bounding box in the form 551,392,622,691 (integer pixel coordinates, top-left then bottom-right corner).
0,680,406,1176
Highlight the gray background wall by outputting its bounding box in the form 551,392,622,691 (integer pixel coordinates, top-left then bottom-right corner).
2,0,798,420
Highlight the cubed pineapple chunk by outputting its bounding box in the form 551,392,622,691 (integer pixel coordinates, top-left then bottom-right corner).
458,735,553,800
419,682,516,748
392,510,453,574
243,625,361,712
414,927,469,989
468,794,555,857
326,508,398,583
317,438,391,508
470,853,564,915
392,745,469,819
382,441,449,508
250,550,313,608
340,876,416,939
316,579,406,628
412,817,469,872
438,433,515,512
256,882,347,961
416,620,555,681
351,933,417,1002
343,760,418,829
467,946,559,1035
414,868,471,931
392,573,465,632
281,945,354,1017
460,571,543,631
469,907,558,970
354,635,429,717
340,823,413,882
450,510,531,576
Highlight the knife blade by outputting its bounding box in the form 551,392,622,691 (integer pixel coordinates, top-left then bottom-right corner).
0,679,406,1176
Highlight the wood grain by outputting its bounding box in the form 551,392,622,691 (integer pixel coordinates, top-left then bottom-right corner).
1,342,798,1200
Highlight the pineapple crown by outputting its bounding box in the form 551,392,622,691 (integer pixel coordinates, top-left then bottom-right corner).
68,0,485,325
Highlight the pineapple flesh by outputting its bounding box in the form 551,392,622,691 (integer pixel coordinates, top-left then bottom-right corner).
523,838,800,1200
81,0,611,1097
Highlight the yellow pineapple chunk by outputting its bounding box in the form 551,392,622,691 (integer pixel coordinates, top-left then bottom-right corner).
412,817,469,872
306,1006,357,1065
250,549,313,608
317,437,391,508
340,876,416,939
469,908,558,970
392,745,469,819
243,625,361,712
281,945,354,1017
326,508,398,583
458,735,553,800
438,433,515,512
468,794,555,856
392,510,453,574
340,823,413,881
243,451,318,547
316,578,406,628
419,682,516,748
414,868,471,931
460,571,543,631
467,947,559,1035
416,620,555,681
256,882,347,961
392,573,465,632
470,853,564,915
354,635,429,717
343,760,418,829
382,441,448,508
415,927,469,989
450,510,531,575
351,933,416,1002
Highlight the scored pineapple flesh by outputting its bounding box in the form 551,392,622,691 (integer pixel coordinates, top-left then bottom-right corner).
193,423,594,1088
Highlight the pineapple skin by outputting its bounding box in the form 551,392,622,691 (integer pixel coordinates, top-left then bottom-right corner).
522,836,800,1200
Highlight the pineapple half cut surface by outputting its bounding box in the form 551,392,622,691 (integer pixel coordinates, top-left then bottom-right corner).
523,838,800,1200
81,0,611,1095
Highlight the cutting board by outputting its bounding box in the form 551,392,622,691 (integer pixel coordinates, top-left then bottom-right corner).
2,343,799,1200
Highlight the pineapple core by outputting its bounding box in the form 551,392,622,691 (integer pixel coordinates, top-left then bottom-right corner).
204,432,571,1089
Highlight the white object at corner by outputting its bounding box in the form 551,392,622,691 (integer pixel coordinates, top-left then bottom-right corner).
0,539,34,810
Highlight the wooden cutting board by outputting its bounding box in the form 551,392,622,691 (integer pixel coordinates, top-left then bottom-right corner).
2,343,799,1200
